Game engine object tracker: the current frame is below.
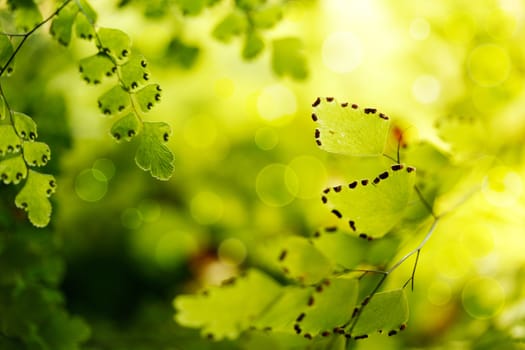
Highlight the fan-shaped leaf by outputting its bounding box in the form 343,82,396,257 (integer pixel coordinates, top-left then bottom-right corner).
175,0,216,15
212,11,248,43
98,85,130,115
119,54,150,91
110,112,141,142
0,95,7,120
49,1,79,46
0,125,21,156
243,31,264,59
135,84,161,112
135,122,174,180
7,0,42,32
76,0,97,23
236,0,265,11
322,164,416,239
311,97,391,156
79,53,115,84
75,13,95,40
272,37,308,80
97,27,131,62
277,236,333,284
350,289,408,337
174,269,281,340
23,141,51,167
13,112,37,141
252,5,282,29
15,170,57,228
0,33,15,75
0,155,27,184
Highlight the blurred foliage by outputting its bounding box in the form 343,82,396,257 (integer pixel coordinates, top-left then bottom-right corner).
1,0,525,349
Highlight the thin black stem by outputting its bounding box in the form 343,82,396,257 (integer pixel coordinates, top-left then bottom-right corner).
414,185,437,218
0,0,72,77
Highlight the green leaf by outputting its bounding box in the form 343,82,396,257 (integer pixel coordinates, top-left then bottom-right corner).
0,155,27,184
175,0,213,15
0,95,7,120
76,0,97,23
272,37,308,80
277,236,333,284
242,31,265,60
13,112,37,141
135,122,174,180
98,85,130,115
15,170,57,228
22,141,51,167
79,53,115,84
322,164,416,239
252,5,283,29
0,125,21,156
311,97,391,156
135,84,162,112
49,1,79,46
167,38,200,69
7,0,43,32
97,27,131,62
0,32,15,75
212,11,248,43
174,269,282,340
312,228,367,269
119,53,150,91
110,112,141,142
350,289,409,337
75,13,96,40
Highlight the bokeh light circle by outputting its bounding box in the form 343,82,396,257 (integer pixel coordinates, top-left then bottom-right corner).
92,158,116,181
412,75,441,104
75,168,108,202
254,127,279,150
121,208,143,230
257,84,297,123
467,44,511,87
190,191,224,225
462,277,505,319
256,163,298,207
409,18,430,40
218,238,247,266
322,31,363,73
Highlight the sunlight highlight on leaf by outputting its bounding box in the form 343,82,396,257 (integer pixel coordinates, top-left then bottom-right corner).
135,122,174,180
15,170,57,228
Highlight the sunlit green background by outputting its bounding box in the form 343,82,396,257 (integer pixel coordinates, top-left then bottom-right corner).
2,0,525,349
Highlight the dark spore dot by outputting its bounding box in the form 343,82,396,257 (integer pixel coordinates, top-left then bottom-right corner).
407,166,415,173
93,79,100,85
322,331,331,337
16,172,23,180
349,181,358,189
326,97,334,102
79,66,84,73
46,189,52,195
323,279,331,286
367,236,373,241
141,60,147,68
391,164,404,171
114,133,121,140
112,66,118,73
279,250,287,261
122,49,129,57
131,82,138,89
147,102,153,110
128,130,135,137
29,132,36,140
106,71,112,77
163,133,169,142
400,324,406,331
373,177,380,184
316,285,323,293
341,102,348,107
355,335,369,340
316,140,322,146
308,296,315,306
304,333,312,340
296,313,306,322
349,220,356,231
49,180,56,187
103,109,111,115
334,327,345,334
155,94,161,101
323,188,330,194
325,226,337,232
311,113,318,121
379,171,389,179
352,307,359,318
321,196,327,204
379,113,389,120
206,333,214,340
20,202,28,208
156,85,162,91
294,324,302,334
345,334,352,339
361,179,368,186
283,267,289,274
312,97,321,107
42,155,48,163
388,330,397,336
143,73,149,80
315,129,320,138
313,231,320,238
359,233,367,240
118,105,125,111
7,145,13,152
332,209,342,218
351,103,358,109
263,327,272,332
364,108,377,114
333,185,342,192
